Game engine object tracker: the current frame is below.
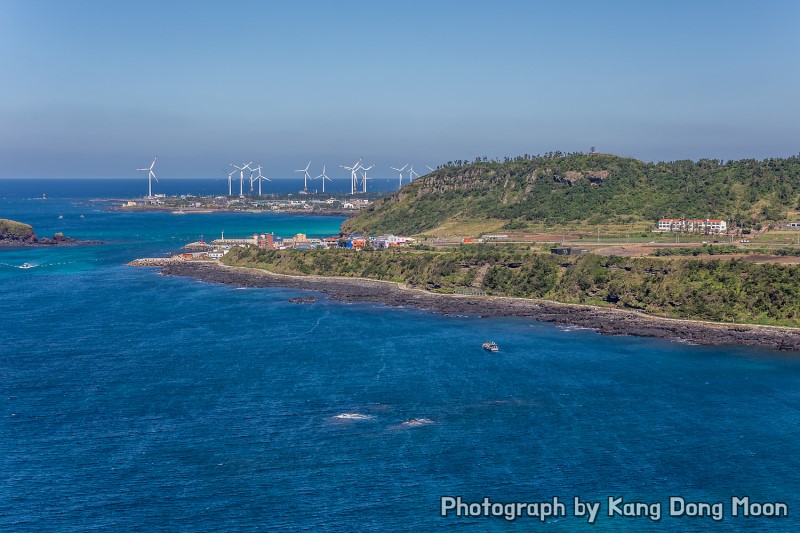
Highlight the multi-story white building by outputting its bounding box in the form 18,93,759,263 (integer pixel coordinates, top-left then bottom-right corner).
658,218,727,234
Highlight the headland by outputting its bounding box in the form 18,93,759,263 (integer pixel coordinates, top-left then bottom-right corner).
128,258,800,351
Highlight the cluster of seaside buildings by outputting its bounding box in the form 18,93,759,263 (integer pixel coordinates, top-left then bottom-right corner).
180,232,416,260
657,218,728,234
251,232,415,250
125,196,371,212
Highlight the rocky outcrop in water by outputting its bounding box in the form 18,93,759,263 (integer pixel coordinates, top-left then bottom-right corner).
0,220,101,247
0,219,37,245
288,296,317,304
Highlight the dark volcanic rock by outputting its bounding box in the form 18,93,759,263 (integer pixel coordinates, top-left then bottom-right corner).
37,233,102,246
156,261,800,351
0,219,37,245
0,219,102,247
288,296,317,304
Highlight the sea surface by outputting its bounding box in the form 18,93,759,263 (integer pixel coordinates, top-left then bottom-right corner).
0,176,403,199
2,182,800,531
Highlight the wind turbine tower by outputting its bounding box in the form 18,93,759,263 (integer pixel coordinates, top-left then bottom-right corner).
360,164,374,193
407,165,419,184
295,161,312,193
315,165,332,193
231,162,253,196
136,157,158,198
341,159,362,195
390,164,408,190
227,169,236,195
253,165,270,195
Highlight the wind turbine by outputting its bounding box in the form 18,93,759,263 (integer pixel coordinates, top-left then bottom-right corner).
360,164,374,193
407,165,419,184
252,164,270,195
426,165,435,172
340,159,362,195
314,165,332,193
227,169,236,195
390,164,408,189
136,157,158,198
295,161,312,193
231,162,253,196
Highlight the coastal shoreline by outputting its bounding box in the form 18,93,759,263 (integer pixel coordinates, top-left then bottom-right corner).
109,207,353,216
94,199,354,217
132,259,800,351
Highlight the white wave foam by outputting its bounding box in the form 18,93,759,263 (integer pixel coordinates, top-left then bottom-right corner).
557,325,595,332
398,418,434,427
333,413,375,421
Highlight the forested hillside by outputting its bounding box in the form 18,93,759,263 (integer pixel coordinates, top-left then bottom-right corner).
342,153,800,235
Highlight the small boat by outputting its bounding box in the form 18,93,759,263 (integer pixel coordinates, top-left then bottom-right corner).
58,215,63,219
482,341,499,352
19,263,33,269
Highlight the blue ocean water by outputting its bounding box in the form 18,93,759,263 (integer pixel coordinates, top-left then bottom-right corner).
0,177,402,200
2,186,800,531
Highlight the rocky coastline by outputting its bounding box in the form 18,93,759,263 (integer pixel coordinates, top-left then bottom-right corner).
139,260,800,351
0,219,102,247
0,234,103,247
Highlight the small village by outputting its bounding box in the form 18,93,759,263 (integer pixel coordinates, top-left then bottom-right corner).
120,194,373,214
178,231,418,260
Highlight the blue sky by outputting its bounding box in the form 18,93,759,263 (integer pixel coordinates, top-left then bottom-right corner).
1,0,799,179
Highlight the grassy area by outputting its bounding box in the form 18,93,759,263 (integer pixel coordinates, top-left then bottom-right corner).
747,231,800,244
0,218,35,240
224,245,800,328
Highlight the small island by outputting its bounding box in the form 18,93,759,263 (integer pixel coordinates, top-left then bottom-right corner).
0,218,101,247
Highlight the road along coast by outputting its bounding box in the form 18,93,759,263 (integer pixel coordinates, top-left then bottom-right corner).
129,259,800,351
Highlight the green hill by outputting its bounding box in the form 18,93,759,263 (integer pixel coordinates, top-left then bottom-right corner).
0,219,36,243
342,153,800,235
